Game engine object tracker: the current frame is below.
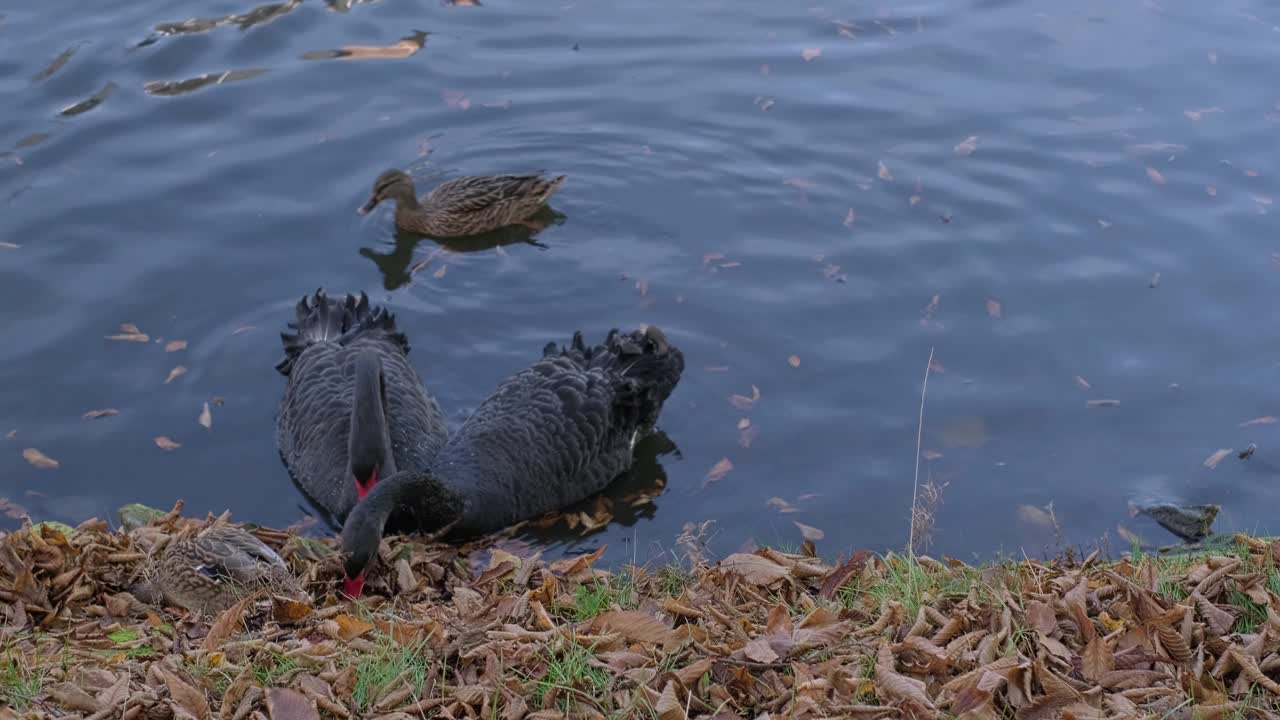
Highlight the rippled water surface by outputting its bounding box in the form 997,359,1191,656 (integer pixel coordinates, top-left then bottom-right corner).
3,0,1280,564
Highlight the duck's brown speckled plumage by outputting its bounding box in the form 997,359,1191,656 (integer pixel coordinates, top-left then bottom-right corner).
358,168,566,238
132,526,303,615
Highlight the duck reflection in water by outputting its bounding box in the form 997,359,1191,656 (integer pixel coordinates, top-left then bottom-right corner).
360,205,567,291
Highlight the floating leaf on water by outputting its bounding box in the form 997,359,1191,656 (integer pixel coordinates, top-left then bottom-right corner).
154,436,181,451
1074,375,1092,390
704,457,734,484
433,264,448,279
1207,185,1218,197
60,81,116,117
0,242,20,249
1183,106,1222,122
1087,399,1120,408
1239,444,1257,460
164,366,187,384
985,298,1002,319
231,325,255,335
788,355,801,368
144,68,269,97
953,135,979,156
23,447,59,469
443,90,471,110
1149,272,1161,288
793,521,825,541
920,294,940,327
922,449,943,460
302,31,427,61
878,160,894,181
728,384,761,410
801,47,822,61
940,416,987,449
767,497,798,513
737,418,750,430
1016,504,1055,529
82,409,119,420
164,340,188,352
107,322,149,342
843,208,855,227
1240,416,1278,427
738,425,758,448
198,402,212,430
1145,167,1167,185
1203,448,1232,469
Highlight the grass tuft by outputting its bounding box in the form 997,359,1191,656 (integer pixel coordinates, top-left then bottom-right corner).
532,641,612,713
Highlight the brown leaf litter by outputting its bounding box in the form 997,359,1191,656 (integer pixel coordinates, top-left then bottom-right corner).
5,510,1280,718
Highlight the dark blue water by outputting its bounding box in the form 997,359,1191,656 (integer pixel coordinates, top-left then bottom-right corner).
2,0,1279,564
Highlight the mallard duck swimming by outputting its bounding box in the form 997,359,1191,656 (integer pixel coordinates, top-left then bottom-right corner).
339,325,684,597
132,525,303,615
276,290,449,529
357,168,566,238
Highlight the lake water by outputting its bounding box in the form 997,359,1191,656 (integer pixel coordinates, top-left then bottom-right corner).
2,0,1279,566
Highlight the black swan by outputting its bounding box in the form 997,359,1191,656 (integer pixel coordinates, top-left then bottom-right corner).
339,325,684,597
275,289,449,528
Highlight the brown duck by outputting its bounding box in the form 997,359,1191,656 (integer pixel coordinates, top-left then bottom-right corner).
357,168,566,238
131,525,304,615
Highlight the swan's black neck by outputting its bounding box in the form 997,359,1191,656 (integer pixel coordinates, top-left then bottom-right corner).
340,469,465,595
349,349,393,499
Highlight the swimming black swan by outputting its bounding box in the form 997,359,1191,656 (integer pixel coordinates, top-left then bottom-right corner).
275,289,449,528
339,325,684,597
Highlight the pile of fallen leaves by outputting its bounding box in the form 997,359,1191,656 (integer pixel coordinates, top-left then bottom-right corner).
5,508,1280,719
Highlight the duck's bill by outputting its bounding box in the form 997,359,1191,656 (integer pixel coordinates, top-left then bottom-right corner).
357,196,377,215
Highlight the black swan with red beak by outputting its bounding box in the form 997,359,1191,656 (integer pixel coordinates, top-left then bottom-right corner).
275,290,449,528
339,325,684,597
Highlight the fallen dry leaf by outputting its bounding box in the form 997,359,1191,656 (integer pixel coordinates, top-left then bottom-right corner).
592,610,673,644
801,47,821,61
333,614,375,641
954,135,979,156
1203,448,1232,469
22,447,59,469
788,355,801,368
164,366,187,384
878,160,894,181
720,553,789,586
265,688,319,720
165,340,188,352
162,668,211,720
204,595,253,651
154,436,181,451
82,408,119,420
767,497,798,513
843,208,855,227
704,457,734,484
1239,416,1278,427
198,402,212,430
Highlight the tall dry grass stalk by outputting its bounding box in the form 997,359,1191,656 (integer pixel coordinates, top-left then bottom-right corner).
908,347,935,560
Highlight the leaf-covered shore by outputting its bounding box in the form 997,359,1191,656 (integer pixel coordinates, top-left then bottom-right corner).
4,505,1280,719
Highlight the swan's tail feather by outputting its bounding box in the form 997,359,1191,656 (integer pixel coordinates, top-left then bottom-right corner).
552,325,684,428
275,289,408,376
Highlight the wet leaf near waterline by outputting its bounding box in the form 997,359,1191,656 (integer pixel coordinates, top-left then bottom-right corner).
801,47,821,61
0,497,29,519
60,81,116,117
107,323,148,342
794,521,824,541
23,447,59,469
953,135,979,156
1074,375,1092,390
143,68,269,97
1203,448,1232,469
843,208,855,227
1087,399,1120,407
302,30,426,61
985,298,1002,319
1239,416,1278,427
164,339,188,352
788,355,801,368
198,402,212,430
164,365,187,384
154,436,181,451
83,408,119,420
704,457,734,484
728,384,761,410
1145,167,1167,185
1016,504,1055,529
878,160,894,181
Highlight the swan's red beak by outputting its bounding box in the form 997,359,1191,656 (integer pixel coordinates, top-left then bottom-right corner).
357,196,377,215
355,467,377,500
343,571,365,598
